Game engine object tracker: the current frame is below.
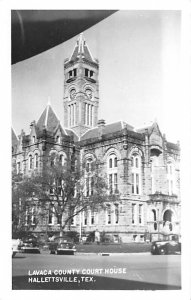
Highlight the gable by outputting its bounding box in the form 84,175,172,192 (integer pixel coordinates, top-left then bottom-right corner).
149,123,163,148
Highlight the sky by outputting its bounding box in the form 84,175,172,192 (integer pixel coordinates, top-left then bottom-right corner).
12,10,181,143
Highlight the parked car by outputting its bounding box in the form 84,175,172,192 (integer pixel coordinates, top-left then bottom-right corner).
20,237,40,254
151,234,181,255
12,239,21,257
49,237,76,255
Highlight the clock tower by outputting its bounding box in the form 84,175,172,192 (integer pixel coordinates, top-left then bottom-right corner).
63,33,99,137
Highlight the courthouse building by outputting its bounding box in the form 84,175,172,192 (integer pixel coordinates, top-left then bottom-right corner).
12,34,181,242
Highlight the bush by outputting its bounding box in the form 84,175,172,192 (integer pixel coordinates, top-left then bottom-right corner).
65,231,80,243
86,231,95,243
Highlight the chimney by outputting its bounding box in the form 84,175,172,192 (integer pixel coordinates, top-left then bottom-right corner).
97,119,106,138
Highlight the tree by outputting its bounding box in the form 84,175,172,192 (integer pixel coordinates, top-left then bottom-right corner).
12,153,118,238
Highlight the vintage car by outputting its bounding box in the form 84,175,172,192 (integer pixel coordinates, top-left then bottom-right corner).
20,237,40,254
12,239,21,257
49,237,76,255
151,234,181,255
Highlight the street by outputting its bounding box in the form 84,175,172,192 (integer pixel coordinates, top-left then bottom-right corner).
12,252,181,290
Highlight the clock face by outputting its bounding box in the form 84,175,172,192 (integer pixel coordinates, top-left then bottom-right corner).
85,88,93,100
70,88,76,99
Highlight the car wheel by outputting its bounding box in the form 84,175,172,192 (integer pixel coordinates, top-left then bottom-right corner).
159,247,166,255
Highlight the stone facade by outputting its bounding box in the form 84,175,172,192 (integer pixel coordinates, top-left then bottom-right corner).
12,34,181,243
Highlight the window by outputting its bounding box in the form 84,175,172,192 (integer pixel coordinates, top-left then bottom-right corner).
167,162,175,195
16,162,21,174
106,205,111,225
50,152,56,167
114,174,118,193
28,154,33,170
108,153,118,194
114,157,118,167
56,136,60,144
68,68,77,79
85,68,89,77
25,208,30,226
34,153,38,169
31,207,36,225
57,214,61,225
152,209,157,230
150,156,159,194
114,204,119,224
90,210,95,225
57,178,63,196
73,68,77,77
59,154,66,166
132,203,136,224
138,204,143,224
70,208,76,226
68,103,76,126
48,209,54,225
131,153,141,195
83,211,88,226
85,159,94,196
32,136,35,143
109,158,112,168
85,103,94,126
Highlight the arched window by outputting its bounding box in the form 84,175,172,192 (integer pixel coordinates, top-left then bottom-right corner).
28,154,33,170
108,153,118,194
131,153,141,195
59,154,64,166
34,153,39,169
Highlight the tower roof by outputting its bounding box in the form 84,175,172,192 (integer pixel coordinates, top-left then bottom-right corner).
12,128,18,146
68,33,97,63
37,103,60,133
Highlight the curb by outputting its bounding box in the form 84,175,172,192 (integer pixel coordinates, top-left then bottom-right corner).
76,252,150,256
